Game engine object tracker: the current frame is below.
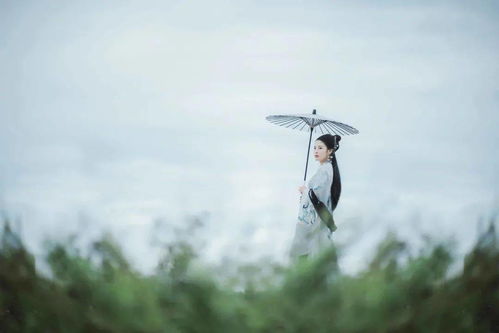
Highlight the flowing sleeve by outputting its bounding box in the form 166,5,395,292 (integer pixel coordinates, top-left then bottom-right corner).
301,167,330,206
298,167,331,225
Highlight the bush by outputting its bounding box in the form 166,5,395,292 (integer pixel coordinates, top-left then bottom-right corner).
0,218,497,332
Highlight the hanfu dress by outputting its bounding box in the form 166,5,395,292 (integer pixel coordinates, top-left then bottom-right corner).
289,162,335,258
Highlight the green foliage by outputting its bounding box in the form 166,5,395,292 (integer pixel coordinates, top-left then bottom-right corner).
0,218,497,332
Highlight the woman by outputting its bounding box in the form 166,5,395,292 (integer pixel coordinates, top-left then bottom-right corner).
289,134,341,260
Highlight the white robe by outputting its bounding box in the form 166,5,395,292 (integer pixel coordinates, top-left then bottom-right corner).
289,162,335,258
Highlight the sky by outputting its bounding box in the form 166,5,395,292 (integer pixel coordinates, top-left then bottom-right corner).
1,0,498,274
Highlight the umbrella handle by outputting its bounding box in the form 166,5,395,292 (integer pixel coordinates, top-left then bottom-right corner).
303,125,314,181
299,180,307,200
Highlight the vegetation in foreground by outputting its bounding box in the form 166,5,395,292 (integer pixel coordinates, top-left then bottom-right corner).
0,217,497,332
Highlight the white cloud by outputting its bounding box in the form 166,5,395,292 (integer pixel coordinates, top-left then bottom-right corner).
1,0,498,274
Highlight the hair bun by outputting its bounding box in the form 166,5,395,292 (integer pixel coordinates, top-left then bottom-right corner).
335,135,341,142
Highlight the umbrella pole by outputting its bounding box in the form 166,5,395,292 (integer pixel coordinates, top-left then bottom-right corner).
303,126,314,182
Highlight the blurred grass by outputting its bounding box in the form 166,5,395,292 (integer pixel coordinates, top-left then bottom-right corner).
0,217,498,332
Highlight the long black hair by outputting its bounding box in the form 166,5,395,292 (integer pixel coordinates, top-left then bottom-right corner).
316,134,341,212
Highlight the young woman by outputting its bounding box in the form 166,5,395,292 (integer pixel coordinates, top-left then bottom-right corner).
289,134,341,260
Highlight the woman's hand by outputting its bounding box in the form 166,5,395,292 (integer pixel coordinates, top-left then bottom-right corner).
298,185,307,194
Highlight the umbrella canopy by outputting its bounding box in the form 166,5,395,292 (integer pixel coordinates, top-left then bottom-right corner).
266,111,359,135
265,109,359,181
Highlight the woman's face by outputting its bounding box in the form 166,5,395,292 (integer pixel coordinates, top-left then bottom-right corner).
313,140,332,164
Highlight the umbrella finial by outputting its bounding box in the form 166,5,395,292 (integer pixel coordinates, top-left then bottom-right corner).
313,109,316,114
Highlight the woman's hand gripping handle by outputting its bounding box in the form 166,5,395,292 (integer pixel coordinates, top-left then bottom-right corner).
298,182,307,201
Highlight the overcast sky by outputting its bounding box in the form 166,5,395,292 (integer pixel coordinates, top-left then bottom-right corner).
1,0,498,274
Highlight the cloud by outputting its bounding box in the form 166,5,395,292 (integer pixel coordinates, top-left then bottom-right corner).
1,0,498,274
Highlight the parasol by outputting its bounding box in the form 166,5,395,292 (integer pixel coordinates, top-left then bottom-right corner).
265,109,359,181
